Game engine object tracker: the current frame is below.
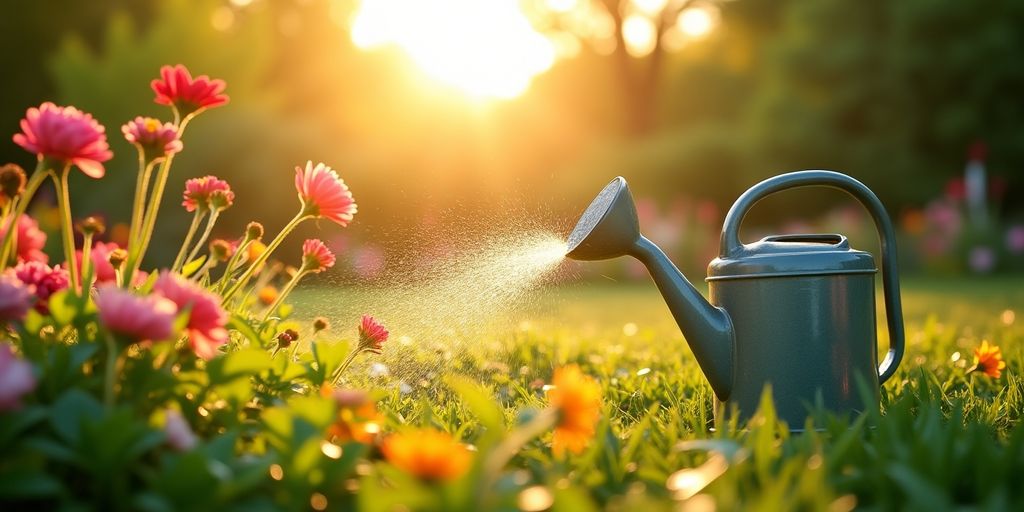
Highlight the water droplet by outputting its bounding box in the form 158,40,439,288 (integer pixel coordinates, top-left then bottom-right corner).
623,322,639,336
1002,309,1016,325
637,367,651,376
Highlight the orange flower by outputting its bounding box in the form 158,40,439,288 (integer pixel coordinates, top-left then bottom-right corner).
547,365,601,456
247,240,267,272
972,340,1006,378
258,286,278,306
322,387,382,444
381,429,472,482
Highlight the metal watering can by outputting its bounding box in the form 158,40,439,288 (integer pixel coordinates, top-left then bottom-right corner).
566,170,905,428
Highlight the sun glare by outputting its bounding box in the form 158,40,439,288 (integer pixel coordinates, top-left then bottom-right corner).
676,7,716,38
351,0,556,100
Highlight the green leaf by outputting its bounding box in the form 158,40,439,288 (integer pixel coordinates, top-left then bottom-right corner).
0,470,63,499
445,375,505,446
48,290,78,326
49,389,103,444
208,348,272,385
181,255,208,278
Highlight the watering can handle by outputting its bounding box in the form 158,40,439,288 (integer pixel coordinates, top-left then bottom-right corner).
720,170,905,385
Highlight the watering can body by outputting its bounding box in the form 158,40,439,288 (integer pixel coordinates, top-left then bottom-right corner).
567,170,905,428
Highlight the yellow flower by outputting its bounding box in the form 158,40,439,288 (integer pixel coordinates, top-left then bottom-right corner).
381,429,472,482
247,240,267,272
547,365,601,456
972,340,1006,378
321,386,382,444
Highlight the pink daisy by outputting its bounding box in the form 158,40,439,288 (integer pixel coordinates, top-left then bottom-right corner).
295,161,357,226
12,102,113,178
0,215,48,264
95,286,178,344
302,239,336,273
122,116,182,162
182,176,234,212
358,315,388,354
0,344,36,411
11,261,69,314
152,272,228,360
151,64,229,116
0,275,33,323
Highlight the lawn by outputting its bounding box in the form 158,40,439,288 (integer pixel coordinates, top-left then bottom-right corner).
289,276,1024,511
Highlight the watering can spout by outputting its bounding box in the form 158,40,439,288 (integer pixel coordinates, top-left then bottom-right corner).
566,177,735,400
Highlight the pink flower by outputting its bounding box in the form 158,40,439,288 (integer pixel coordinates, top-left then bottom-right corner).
163,409,198,451
1006,225,1024,255
11,261,69,314
0,275,33,323
151,64,229,115
295,161,357,226
76,241,122,284
358,315,388,353
302,239,336,273
122,116,182,161
12,102,112,178
95,286,178,343
182,176,234,212
0,344,35,411
153,272,228,360
968,246,996,274
0,215,48,264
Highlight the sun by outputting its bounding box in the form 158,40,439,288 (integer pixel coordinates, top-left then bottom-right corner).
350,0,557,100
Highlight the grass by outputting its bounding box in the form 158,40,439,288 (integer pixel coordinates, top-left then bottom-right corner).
287,276,1024,510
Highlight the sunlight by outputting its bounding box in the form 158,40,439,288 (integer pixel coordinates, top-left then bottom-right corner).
676,6,716,38
622,14,657,58
350,0,556,100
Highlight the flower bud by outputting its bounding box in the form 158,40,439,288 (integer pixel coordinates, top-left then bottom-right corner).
258,286,278,306
210,239,232,262
313,316,330,333
76,216,106,237
0,164,27,205
245,221,264,241
108,248,128,269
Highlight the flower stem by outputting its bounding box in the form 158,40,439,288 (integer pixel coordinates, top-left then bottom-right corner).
215,239,253,293
128,156,156,251
53,167,80,291
260,266,308,324
0,161,47,268
483,408,559,481
126,154,175,283
172,210,206,273
331,348,364,385
80,233,94,290
184,210,219,268
104,335,118,409
222,211,308,303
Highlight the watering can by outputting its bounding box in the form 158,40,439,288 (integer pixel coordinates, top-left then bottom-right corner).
566,170,905,428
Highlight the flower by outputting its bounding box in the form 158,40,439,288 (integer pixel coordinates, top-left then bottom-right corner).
276,328,298,348
1006,225,1024,255
0,275,33,323
76,241,122,284
0,215,48,264
258,286,278,306
245,221,264,241
323,387,382,444
968,246,996,274
547,365,601,456
302,239,336,273
151,64,229,116
76,216,105,237
313,316,329,333
246,240,268,273
95,286,178,343
210,239,232,262
381,429,472,482
358,315,388,353
182,176,234,213
153,272,228,360
0,164,26,206
972,340,1006,378
11,261,69,314
164,409,198,451
295,161,357,226
122,116,182,162
0,344,36,411
13,102,112,178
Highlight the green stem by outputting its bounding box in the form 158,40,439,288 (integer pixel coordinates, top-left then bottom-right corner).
260,266,308,324
80,233,94,290
0,162,47,268
483,408,559,481
215,238,253,293
222,211,308,303
171,210,206,272
53,167,80,290
331,348,364,385
104,335,118,409
128,155,156,251
184,210,219,268
125,154,175,283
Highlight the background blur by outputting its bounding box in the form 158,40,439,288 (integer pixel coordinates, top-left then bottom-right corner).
2,0,1022,279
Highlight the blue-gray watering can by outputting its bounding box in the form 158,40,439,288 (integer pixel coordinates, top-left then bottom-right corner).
566,170,905,428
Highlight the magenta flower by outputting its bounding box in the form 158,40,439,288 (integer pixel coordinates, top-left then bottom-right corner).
0,215,48,264
153,272,228,360
0,275,33,323
0,344,35,411
151,64,229,116
95,286,178,344
122,116,182,162
358,315,388,354
302,239,336,273
12,261,69,314
182,175,235,212
12,102,112,178
295,161,357,226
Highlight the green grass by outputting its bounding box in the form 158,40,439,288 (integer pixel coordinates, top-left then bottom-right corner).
287,276,1024,510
